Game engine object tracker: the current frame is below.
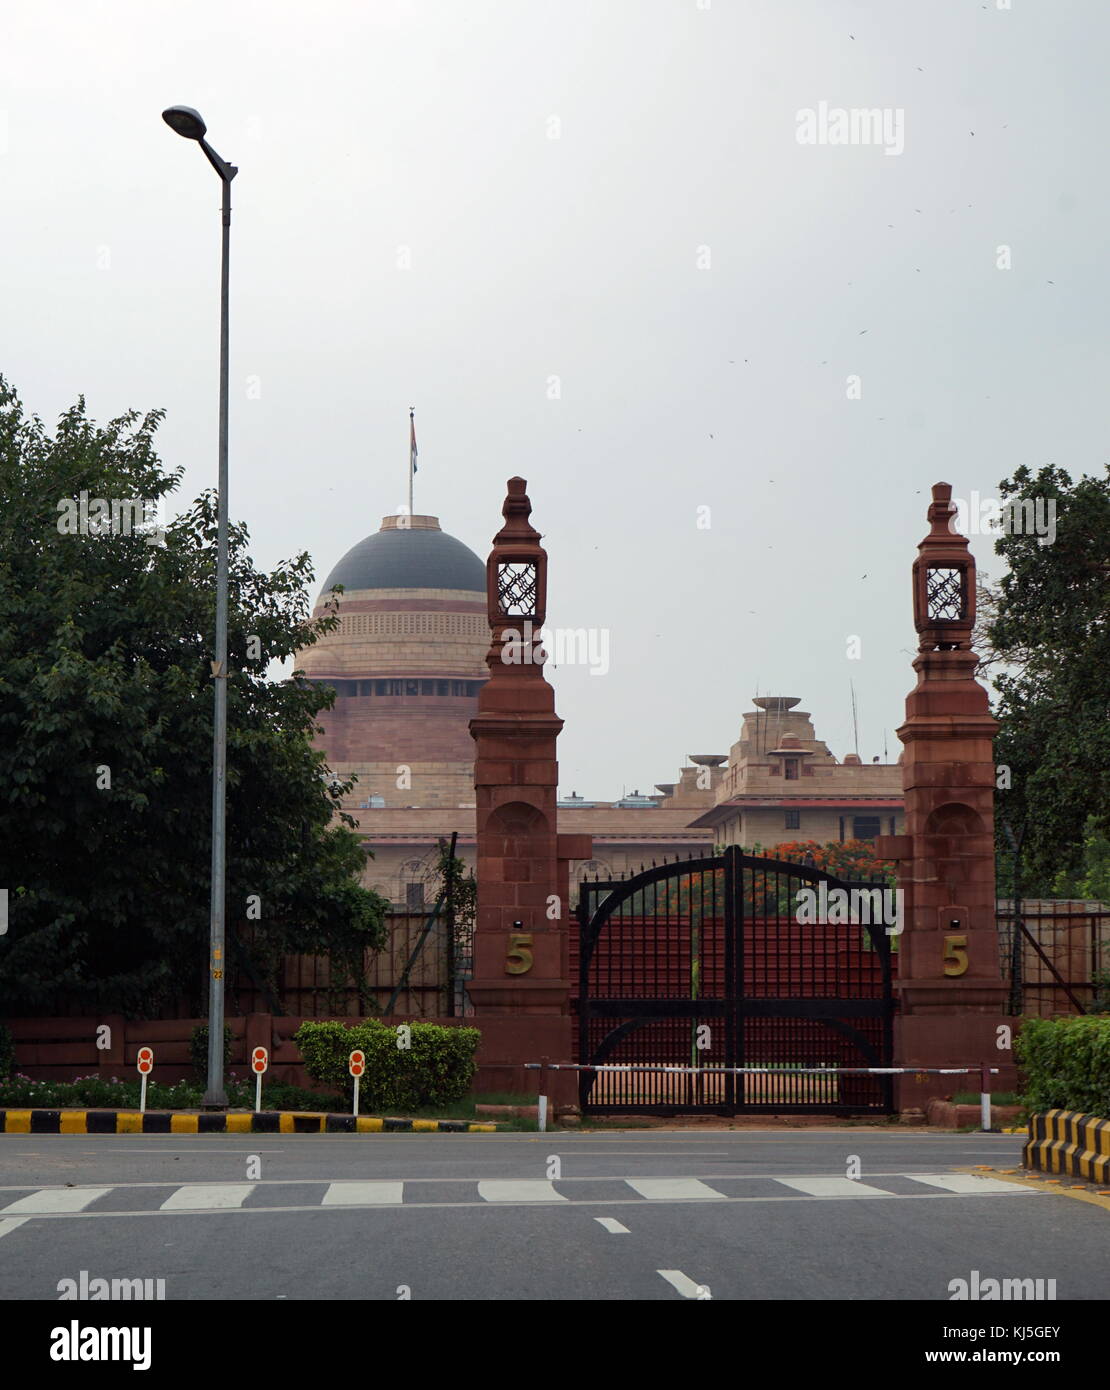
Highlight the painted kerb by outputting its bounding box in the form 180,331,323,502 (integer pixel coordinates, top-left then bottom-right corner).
0,1110,497,1135
1023,1109,1110,1183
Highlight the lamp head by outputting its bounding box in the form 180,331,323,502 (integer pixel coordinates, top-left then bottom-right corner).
162,106,207,140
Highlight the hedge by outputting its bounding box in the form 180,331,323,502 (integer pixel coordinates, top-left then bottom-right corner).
294,1019,480,1112
1015,1015,1110,1119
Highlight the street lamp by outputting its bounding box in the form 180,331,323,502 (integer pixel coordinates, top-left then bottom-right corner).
162,105,238,1106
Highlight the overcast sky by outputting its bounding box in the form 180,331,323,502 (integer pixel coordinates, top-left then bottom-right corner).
3,0,1106,798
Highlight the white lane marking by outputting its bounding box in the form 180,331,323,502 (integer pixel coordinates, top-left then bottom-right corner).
658,1269,708,1298
160,1184,256,1210
0,1188,112,1214
477,1181,566,1203
904,1173,1034,1194
0,1218,28,1239
625,1178,727,1201
776,1177,896,1198
322,1182,404,1205
595,1217,630,1233
0,1190,1014,1221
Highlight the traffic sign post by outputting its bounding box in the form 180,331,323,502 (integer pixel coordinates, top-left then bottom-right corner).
251,1046,268,1113
136,1046,154,1114
349,1050,365,1117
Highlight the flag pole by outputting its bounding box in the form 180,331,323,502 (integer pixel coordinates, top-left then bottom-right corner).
408,406,416,518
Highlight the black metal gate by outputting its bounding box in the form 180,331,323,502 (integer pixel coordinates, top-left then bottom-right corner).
576,847,895,1115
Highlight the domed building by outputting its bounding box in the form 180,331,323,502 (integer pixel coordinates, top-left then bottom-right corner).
298,513,490,814
295,498,903,992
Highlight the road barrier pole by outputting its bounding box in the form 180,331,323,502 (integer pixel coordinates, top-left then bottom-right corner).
980,1063,992,1132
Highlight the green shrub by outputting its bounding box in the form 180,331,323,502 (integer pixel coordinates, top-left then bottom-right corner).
190,1024,233,1081
294,1019,480,1112
0,1073,335,1111
0,1023,14,1080
1015,1015,1110,1119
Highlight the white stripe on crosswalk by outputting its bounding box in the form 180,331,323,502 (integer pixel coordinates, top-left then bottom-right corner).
322,1183,404,1206
595,1217,630,1233
625,1178,727,1201
477,1181,566,1203
160,1185,256,1210
903,1173,1034,1195
658,1269,708,1298
0,1188,111,1214
776,1177,896,1198
0,1218,29,1238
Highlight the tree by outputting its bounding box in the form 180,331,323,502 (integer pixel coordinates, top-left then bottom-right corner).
985,463,1110,891
0,378,388,1015
1049,817,1110,904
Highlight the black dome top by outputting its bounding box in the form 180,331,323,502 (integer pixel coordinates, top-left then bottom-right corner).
320,516,485,595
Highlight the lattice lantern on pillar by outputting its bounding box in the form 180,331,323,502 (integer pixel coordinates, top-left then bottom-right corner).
911,483,976,652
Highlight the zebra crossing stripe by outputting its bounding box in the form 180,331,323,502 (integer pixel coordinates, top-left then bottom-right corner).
477,1181,566,1202
657,1270,707,1298
160,1184,256,1210
0,1188,112,1214
904,1173,1034,1195
322,1183,404,1205
775,1177,896,1198
625,1178,727,1201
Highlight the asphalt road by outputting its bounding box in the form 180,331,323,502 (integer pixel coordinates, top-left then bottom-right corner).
0,1129,1103,1301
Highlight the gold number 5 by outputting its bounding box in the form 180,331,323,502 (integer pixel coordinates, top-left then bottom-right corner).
943,934,969,977
506,932,534,975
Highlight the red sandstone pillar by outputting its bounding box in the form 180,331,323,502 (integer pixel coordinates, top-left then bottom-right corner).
877,483,1015,1114
466,479,582,1106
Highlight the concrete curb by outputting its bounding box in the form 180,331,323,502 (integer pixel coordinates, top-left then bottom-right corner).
0,1109,497,1135
1023,1109,1110,1183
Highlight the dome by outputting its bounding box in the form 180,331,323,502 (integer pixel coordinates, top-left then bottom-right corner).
320,514,485,596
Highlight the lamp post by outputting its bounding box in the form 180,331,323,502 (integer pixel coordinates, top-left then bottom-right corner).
162,105,237,1106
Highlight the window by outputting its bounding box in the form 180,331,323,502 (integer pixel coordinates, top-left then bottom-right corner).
852,816,881,841
404,680,419,696
405,882,425,910
785,810,800,830
784,758,800,780
437,680,450,696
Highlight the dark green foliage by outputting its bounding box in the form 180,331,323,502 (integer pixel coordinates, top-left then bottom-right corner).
1016,1016,1110,1118
0,379,389,1014
0,1073,343,1111
987,465,1110,892
295,1019,480,1111
190,1023,233,1080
